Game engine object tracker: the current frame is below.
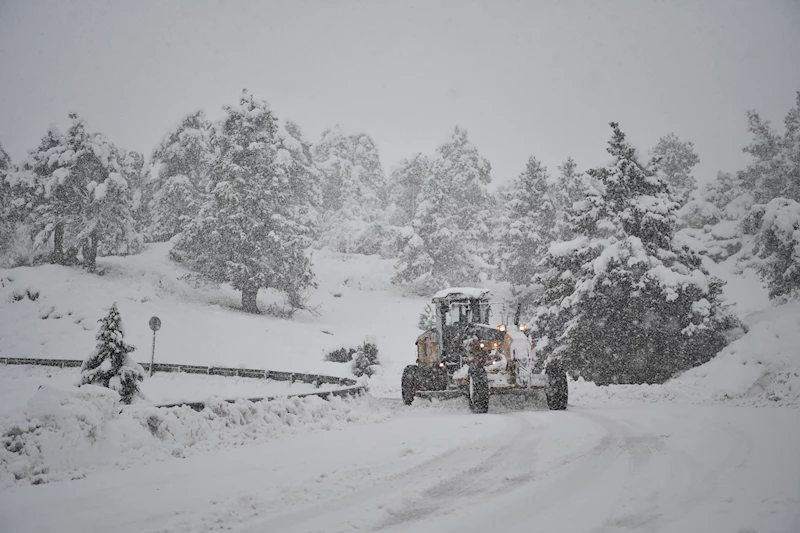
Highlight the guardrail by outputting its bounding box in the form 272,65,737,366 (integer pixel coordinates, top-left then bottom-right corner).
0,357,365,410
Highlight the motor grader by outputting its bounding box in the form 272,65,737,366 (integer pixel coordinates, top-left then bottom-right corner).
401,288,567,413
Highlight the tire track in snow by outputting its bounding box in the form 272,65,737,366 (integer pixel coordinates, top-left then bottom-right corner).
227,413,542,533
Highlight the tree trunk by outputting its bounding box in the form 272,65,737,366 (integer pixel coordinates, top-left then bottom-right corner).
241,286,259,314
52,222,64,265
83,230,99,272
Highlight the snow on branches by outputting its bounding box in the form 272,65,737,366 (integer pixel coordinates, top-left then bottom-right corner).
532,123,736,385
79,303,144,404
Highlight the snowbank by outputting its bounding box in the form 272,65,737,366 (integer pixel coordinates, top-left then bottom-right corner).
0,364,336,418
0,384,389,488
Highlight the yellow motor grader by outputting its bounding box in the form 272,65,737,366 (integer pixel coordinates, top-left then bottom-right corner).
402,288,567,413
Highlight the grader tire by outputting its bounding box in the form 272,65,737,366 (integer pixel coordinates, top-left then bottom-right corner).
401,365,419,406
546,362,568,410
467,365,490,414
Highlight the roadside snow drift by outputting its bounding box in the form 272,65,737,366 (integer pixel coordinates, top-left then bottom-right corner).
0,383,388,488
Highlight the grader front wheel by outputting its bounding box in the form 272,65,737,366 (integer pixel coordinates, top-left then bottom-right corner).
401,365,419,405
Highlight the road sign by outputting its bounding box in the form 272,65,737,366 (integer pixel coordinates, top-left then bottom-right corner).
149,316,161,376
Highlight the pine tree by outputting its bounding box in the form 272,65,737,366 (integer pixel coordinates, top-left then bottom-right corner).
80,303,144,404
495,156,558,287
745,197,800,300
15,115,141,269
311,126,386,252
648,133,700,205
148,111,214,241
392,171,481,293
532,123,735,385
388,153,431,226
0,143,11,228
552,157,587,211
392,127,492,293
173,91,316,313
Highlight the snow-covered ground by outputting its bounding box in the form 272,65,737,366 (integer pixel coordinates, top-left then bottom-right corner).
0,243,428,386
2,399,798,533
2,242,800,532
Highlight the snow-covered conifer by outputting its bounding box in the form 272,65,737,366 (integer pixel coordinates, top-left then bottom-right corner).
495,156,557,287
552,157,587,210
14,115,141,269
148,111,213,241
174,91,316,313
532,123,736,385
745,198,800,300
393,127,492,293
648,133,700,205
311,126,386,252
79,303,144,404
388,153,431,226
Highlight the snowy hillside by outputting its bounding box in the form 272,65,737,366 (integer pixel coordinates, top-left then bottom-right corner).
2,238,797,408
0,242,428,390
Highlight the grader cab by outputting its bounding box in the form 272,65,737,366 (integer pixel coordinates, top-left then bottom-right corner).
402,287,568,413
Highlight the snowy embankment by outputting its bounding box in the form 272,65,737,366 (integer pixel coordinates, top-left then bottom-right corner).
0,242,427,382
0,365,336,417
0,383,390,488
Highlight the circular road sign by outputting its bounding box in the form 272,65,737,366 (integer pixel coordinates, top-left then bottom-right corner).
149,316,162,332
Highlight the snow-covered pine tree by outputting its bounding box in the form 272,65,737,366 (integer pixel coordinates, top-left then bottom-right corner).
80,303,144,404
745,198,800,301
62,115,141,270
14,115,141,269
0,143,11,228
388,153,431,226
648,133,700,206
148,111,214,241
392,171,481,293
117,148,150,242
173,91,316,313
14,124,74,263
532,123,736,385
0,143,18,257
311,126,387,252
392,127,492,293
495,156,558,287
552,157,587,210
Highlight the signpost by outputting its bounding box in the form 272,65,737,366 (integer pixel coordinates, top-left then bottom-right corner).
149,316,161,377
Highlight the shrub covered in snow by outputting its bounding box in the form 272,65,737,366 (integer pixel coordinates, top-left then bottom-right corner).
79,303,145,404
325,346,356,363
351,340,380,378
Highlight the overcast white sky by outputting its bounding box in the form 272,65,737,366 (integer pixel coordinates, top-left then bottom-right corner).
1,0,799,188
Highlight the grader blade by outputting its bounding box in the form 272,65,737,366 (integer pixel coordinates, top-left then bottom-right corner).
414,389,463,401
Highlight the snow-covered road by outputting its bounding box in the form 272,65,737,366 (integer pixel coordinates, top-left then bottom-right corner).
2,400,798,533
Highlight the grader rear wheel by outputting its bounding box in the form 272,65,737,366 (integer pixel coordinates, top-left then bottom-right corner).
467,365,490,414
545,361,568,410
